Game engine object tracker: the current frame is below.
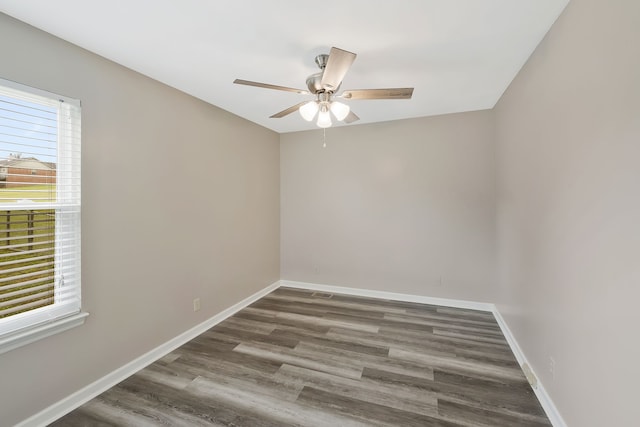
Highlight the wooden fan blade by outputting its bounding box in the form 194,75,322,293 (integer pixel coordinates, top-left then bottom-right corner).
234,79,308,94
343,111,360,124
270,101,308,118
340,88,414,100
320,47,357,92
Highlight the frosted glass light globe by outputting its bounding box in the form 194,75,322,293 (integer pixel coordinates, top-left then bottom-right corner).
316,109,332,128
330,101,350,121
299,101,319,121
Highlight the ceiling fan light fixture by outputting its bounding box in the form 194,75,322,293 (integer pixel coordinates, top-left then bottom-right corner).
234,46,413,129
330,101,350,121
299,101,319,121
317,107,332,128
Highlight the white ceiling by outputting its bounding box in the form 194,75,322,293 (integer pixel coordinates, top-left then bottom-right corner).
0,0,568,133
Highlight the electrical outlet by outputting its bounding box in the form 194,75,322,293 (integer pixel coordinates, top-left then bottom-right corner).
193,298,201,312
549,356,556,380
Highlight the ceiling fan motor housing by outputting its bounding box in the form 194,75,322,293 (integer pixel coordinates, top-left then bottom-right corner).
306,72,324,94
306,53,340,94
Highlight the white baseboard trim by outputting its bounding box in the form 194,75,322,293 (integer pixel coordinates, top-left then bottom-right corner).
492,309,567,427
280,280,495,312
16,281,281,427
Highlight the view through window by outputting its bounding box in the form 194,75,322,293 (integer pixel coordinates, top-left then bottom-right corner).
0,78,81,341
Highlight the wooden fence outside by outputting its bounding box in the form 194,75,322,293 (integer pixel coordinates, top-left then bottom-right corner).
0,209,55,318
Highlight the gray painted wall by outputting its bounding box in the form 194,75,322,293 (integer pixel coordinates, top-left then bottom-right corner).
0,14,280,426
281,112,497,302
494,0,640,425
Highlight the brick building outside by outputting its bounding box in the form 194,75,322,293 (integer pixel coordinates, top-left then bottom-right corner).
0,157,56,188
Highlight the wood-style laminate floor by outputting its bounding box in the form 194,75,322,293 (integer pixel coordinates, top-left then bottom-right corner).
51,287,551,426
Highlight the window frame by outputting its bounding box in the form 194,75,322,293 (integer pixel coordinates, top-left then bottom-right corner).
0,78,86,355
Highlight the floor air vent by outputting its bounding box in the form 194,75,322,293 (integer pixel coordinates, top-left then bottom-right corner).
311,292,333,299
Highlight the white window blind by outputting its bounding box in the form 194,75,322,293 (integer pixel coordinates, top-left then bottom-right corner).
0,78,82,342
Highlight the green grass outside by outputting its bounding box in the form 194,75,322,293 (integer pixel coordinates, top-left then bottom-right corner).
0,184,56,203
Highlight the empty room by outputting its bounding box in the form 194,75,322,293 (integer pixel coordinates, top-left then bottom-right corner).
0,1,638,426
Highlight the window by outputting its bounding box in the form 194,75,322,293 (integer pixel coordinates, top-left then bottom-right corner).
0,78,85,354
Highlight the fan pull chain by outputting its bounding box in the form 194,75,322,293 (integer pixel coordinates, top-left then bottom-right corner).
323,128,327,148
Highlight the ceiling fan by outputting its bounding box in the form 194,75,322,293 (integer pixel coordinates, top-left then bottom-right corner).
234,47,414,128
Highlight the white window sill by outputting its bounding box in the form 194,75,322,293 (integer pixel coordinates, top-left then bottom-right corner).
0,312,89,355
